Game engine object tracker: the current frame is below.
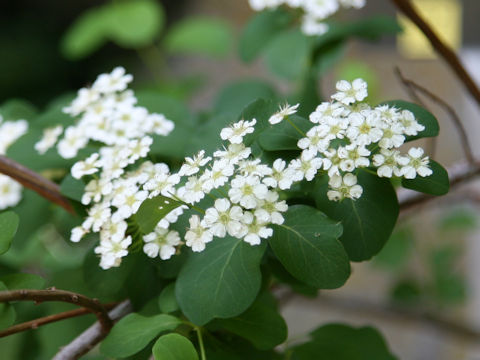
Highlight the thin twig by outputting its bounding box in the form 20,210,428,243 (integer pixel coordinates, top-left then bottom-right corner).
0,156,74,214
391,0,480,109
0,302,118,338
53,300,132,360
0,289,112,334
395,67,475,165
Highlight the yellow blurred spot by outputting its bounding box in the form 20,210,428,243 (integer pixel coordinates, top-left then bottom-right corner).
397,0,462,59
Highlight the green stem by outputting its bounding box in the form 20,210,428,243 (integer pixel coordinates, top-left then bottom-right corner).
286,117,306,137
195,326,207,360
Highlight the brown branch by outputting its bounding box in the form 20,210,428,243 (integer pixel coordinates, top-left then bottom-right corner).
0,155,74,214
0,302,118,338
0,288,112,334
391,0,480,109
395,67,475,165
53,300,132,360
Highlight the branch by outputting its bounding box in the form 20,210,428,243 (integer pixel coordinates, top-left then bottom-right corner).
395,67,475,165
0,303,118,338
0,288,112,334
391,0,480,109
0,155,74,214
53,300,132,360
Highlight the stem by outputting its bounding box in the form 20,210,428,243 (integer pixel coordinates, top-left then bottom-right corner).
391,0,480,110
286,117,306,137
195,326,207,360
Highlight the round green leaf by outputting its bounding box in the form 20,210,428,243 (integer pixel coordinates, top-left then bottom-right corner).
314,171,399,261
158,283,179,314
269,205,350,289
239,9,292,63
264,29,311,80
0,211,19,255
153,333,199,360
136,196,183,234
60,175,85,202
100,313,181,358
165,17,233,58
381,100,439,141
401,160,449,196
215,293,287,350
258,115,312,151
175,237,266,325
0,273,45,290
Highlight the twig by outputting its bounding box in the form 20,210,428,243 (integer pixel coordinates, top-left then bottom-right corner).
53,300,132,360
395,67,475,165
0,289,112,334
0,303,118,338
0,155,74,214
391,0,480,109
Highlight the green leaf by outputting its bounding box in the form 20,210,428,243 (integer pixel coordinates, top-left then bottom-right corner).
136,196,183,234
0,99,37,120
381,100,439,141
158,283,179,314
0,211,20,255
314,171,399,261
291,323,397,360
165,17,233,58
373,228,413,271
214,79,277,116
153,333,199,360
215,293,287,350
0,273,45,290
239,9,292,62
60,175,85,202
0,282,16,330
401,160,449,196
264,29,311,80
269,205,350,289
238,99,280,146
100,313,181,358
314,40,346,75
176,238,266,325
106,0,164,48
258,115,311,151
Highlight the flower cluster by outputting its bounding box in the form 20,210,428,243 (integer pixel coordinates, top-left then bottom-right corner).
0,115,28,210
270,78,432,201
248,0,366,35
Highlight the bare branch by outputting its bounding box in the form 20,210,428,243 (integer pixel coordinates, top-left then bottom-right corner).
395,67,475,165
0,155,74,214
391,0,480,109
53,300,132,360
0,303,118,338
0,289,112,334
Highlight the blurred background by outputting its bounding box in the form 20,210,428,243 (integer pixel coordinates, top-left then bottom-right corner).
1,0,480,359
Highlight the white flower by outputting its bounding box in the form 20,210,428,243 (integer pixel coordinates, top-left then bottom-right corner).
95,236,132,270
310,102,348,124
143,227,181,260
57,126,88,159
127,136,153,163
238,159,272,177
93,66,133,94
204,199,246,238
378,122,405,149
70,226,88,243
269,103,300,125
339,0,366,8
81,178,113,205
254,191,288,225
400,147,433,179
327,173,363,201
398,110,425,136
301,15,329,36
144,173,180,198
229,175,268,209
35,125,63,154
213,143,251,164
82,202,111,232
0,175,22,210
289,149,323,181
71,153,102,179
331,78,368,105
185,215,213,252
180,176,206,204
111,187,148,221
373,149,407,178
100,220,128,243
146,113,175,136
338,144,370,170
304,0,339,19
346,111,383,145
242,212,273,245
263,159,295,190
179,150,211,176
297,125,330,152
201,159,234,192
220,119,256,144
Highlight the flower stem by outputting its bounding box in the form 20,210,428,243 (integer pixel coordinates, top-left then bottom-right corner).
195,326,207,360
286,117,306,137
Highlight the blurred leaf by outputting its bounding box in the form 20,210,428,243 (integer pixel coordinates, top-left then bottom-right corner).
176,239,266,325
0,273,45,290
153,333,199,360
238,99,280,146
374,228,414,270
0,282,16,330
0,211,19,255
136,196,183,234
0,99,37,120
315,40,346,75
165,17,233,58
439,207,477,231
100,313,181,358
158,283,179,314
239,9,292,62
60,174,85,202
258,115,311,151
336,61,380,103
402,160,449,196
390,279,422,305
270,205,350,289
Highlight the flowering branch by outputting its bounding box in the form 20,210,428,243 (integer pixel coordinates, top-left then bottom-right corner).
0,302,118,338
0,288,112,334
53,300,132,360
0,155,74,214
395,67,475,165
390,0,480,109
